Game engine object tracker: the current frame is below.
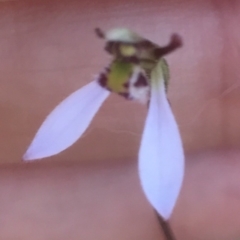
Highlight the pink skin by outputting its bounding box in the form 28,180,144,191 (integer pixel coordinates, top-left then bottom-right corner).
0,0,240,239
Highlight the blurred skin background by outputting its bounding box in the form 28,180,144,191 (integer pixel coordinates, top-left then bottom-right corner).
0,0,240,239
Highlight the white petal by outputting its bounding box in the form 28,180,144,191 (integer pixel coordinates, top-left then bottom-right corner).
23,81,110,161
138,75,184,220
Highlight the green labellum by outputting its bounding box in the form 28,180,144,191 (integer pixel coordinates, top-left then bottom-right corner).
107,60,134,94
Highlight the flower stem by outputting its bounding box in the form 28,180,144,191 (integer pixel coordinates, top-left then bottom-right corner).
156,212,177,240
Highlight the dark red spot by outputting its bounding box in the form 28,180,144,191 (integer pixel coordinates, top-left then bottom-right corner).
123,82,129,89
134,74,148,87
119,92,131,100
98,73,108,87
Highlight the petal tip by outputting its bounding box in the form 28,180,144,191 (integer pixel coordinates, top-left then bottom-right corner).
22,151,34,161
22,148,41,162
158,208,172,221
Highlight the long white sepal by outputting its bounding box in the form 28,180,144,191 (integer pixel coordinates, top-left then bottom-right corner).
138,66,184,220
23,81,110,161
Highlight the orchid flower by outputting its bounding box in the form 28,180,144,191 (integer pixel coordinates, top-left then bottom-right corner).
23,28,184,220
